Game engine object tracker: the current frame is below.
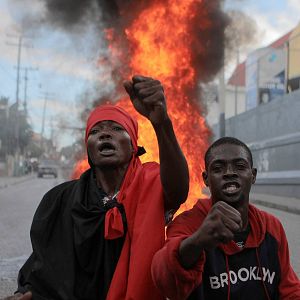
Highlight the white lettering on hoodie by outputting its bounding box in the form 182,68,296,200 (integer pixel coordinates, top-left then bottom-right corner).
210,266,276,289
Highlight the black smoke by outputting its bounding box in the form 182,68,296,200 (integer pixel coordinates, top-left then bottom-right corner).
41,0,156,29
41,0,228,95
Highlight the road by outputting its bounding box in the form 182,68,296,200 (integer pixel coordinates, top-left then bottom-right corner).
255,204,300,276
0,176,299,297
0,174,65,297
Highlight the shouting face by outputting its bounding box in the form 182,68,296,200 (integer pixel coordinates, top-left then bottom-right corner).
87,120,133,169
202,143,257,207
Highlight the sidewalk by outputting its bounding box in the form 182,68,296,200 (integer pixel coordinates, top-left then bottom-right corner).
0,173,36,190
250,193,300,215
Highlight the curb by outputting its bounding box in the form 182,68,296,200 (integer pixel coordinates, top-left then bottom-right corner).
251,198,300,215
203,188,300,216
0,175,35,190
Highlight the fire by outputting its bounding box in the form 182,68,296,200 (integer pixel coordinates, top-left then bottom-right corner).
71,158,89,180
73,0,218,214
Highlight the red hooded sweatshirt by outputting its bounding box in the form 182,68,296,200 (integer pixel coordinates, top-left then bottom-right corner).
152,198,300,300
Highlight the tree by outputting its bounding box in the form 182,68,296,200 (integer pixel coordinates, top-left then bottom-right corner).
25,141,43,158
2,101,33,156
0,97,10,158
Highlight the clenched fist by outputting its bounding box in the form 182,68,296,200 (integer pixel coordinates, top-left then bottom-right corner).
196,201,243,250
179,201,243,269
123,75,169,125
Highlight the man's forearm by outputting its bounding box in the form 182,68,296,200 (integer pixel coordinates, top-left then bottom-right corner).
179,234,205,269
153,117,189,210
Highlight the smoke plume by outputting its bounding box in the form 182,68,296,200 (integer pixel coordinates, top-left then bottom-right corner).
225,9,259,63
38,1,228,102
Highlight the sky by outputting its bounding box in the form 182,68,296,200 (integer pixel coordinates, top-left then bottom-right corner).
224,0,300,76
226,0,299,37
0,0,299,150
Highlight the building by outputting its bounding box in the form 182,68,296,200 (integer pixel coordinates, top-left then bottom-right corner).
225,29,293,120
287,24,300,91
205,22,300,199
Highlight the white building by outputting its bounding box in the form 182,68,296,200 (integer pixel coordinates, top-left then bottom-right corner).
205,29,293,128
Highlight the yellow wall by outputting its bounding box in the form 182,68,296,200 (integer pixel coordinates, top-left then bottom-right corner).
288,22,300,79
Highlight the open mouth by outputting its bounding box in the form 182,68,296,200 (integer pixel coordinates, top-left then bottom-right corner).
99,142,116,155
222,182,240,194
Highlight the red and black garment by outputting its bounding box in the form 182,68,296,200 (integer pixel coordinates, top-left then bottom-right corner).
18,105,166,300
152,198,300,300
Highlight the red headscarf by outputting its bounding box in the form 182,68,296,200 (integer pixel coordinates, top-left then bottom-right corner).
85,105,138,153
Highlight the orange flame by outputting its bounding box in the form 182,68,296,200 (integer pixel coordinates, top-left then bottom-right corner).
71,158,89,179
73,0,212,214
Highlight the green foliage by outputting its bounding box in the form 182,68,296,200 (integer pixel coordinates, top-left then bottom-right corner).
25,141,43,158
0,98,33,156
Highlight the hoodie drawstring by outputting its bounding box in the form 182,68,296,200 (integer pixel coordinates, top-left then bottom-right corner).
225,254,231,300
255,248,271,300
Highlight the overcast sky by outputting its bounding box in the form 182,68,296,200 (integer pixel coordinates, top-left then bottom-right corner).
226,0,299,42
0,0,299,149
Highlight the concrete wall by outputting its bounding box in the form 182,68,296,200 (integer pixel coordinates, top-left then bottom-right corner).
211,90,300,199
225,85,246,119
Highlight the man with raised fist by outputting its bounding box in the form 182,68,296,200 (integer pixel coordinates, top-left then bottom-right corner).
152,137,300,300
3,75,189,300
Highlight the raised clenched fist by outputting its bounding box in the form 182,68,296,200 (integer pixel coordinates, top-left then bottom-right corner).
195,201,243,250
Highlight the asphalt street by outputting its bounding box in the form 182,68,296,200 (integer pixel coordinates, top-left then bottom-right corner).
0,175,299,297
0,174,64,297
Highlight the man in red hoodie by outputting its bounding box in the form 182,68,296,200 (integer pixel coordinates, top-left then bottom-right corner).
152,137,300,300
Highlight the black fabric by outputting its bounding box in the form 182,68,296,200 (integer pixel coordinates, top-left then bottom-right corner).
137,146,146,156
17,169,126,300
233,223,251,248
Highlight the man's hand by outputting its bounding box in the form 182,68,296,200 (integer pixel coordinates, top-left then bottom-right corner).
123,75,168,125
196,201,243,250
124,74,189,211
179,201,242,269
1,292,32,300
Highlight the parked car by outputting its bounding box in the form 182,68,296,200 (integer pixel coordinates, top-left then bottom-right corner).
37,160,58,178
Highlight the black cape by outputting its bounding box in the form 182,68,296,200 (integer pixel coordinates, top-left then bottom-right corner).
18,169,126,300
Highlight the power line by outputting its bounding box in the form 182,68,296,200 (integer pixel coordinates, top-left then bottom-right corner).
6,34,33,173
20,67,39,116
7,36,32,106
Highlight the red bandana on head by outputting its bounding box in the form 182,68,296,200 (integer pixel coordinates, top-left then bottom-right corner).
85,105,138,153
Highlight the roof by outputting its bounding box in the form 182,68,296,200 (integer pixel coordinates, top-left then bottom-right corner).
228,62,245,87
269,30,292,48
227,30,293,87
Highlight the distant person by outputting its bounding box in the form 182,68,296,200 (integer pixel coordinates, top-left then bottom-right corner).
152,137,300,300
5,75,189,300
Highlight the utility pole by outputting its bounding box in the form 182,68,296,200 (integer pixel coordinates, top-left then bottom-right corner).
218,0,226,138
218,68,226,138
40,92,55,152
285,41,290,93
7,34,33,176
24,68,27,113
21,67,38,116
234,49,240,116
